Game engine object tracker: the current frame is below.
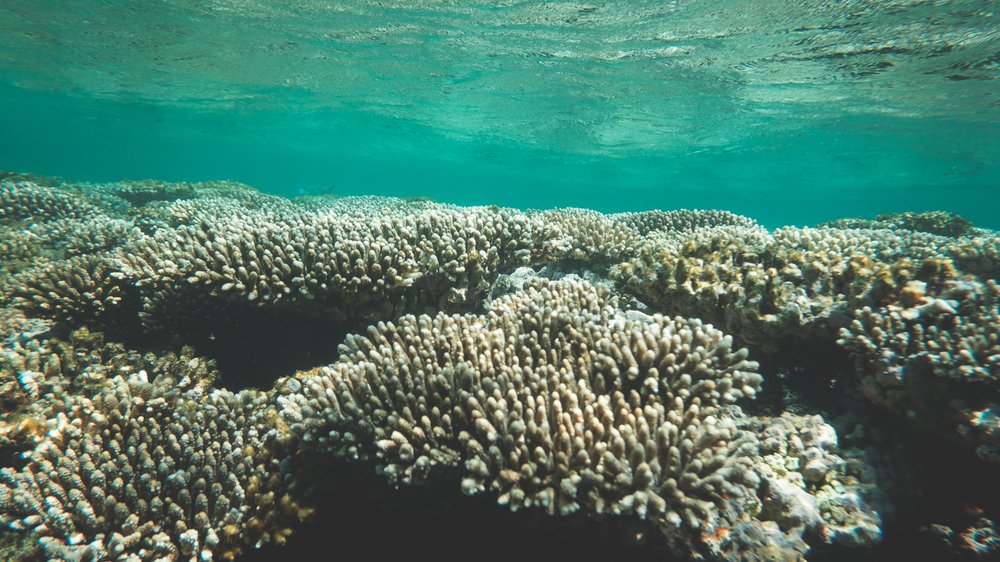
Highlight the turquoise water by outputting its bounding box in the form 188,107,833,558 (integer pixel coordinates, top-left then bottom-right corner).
3,3,1000,562
1,0,998,227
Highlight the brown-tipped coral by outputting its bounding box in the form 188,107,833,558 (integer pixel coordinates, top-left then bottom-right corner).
276,277,882,559
822,211,977,238
611,224,966,352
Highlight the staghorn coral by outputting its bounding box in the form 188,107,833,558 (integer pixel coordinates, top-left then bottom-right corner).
838,278,1000,462
0,371,305,562
276,277,827,559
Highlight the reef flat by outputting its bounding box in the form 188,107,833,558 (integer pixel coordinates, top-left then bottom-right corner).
0,172,998,561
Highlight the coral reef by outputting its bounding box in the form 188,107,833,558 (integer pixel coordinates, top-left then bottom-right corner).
822,211,977,238
610,210,761,236
1,176,997,561
610,224,970,352
532,208,639,265
0,181,101,223
276,277,882,560
10,254,134,327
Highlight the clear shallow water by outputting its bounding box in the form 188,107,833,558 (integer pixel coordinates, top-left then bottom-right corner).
0,0,998,226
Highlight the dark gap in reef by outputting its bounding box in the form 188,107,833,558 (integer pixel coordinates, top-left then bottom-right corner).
241,456,676,562
170,305,352,391
76,297,354,391
744,338,855,417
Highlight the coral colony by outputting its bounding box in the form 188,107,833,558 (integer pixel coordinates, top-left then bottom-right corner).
0,175,998,560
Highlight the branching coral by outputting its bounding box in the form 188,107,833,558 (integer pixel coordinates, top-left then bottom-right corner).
277,277,772,556
821,211,977,238
610,210,760,236
0,371,304,562
10,254,134,327
2,178,951,561
611,225,967,351
839,279,1000,462
0,181,101,223
123,205,537,327
530,208,640,264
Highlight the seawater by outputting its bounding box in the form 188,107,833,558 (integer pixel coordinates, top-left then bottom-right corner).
0,1,997,226
1,4,1000,561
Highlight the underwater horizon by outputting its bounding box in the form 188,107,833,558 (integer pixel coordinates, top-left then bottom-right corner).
1,2,999,562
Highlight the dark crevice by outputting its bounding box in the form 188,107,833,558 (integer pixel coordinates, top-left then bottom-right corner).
162,306,353,391
810,406,1000,562
242,456,677,562
743,338,854,417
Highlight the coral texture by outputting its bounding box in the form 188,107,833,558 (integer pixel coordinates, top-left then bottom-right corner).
276,277,882,558
16,177,1000,561
611,224,971,351
839,278,1000,462
0,372,303,562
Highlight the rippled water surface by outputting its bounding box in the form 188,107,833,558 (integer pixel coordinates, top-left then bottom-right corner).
0,0,997,225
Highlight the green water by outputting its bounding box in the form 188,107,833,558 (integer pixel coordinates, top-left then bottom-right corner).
0,0,997,227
